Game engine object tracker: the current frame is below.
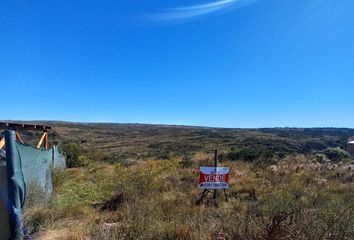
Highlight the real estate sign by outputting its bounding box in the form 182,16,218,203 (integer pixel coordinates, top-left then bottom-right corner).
199,166,229,189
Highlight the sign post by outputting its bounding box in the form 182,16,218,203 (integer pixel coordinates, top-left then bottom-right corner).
198,149,229,203
213,149,217,199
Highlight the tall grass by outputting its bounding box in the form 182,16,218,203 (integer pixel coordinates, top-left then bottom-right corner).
24,154,354,240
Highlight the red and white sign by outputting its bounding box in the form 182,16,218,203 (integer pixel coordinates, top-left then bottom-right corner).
199,166,230,189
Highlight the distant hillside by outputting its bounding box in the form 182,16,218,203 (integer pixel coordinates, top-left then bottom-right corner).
10,121,353,161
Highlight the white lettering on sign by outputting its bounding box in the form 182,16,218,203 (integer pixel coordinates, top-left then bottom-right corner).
199,166,230,189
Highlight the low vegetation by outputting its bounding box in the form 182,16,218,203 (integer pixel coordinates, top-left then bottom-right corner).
20,122,354,161
322,147,352,163
23,152,354,239
19,123,354,239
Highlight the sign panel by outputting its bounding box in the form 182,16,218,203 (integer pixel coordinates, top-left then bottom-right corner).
199,166,230,189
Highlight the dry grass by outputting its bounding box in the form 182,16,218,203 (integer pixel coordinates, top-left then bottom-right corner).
23,153,354,240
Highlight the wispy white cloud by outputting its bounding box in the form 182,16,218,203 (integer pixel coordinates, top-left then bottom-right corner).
146,0,259,23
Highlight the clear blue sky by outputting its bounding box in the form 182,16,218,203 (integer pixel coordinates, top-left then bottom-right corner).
1,0,353,128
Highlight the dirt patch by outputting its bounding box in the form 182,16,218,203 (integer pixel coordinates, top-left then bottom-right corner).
100,193,125,212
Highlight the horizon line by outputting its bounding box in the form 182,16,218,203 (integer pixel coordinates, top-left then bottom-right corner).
1,119,353,130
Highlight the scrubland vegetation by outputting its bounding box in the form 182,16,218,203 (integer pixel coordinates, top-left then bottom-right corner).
20,123,354,239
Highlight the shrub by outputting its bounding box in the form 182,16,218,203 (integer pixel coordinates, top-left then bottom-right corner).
63,143,89,167
314,153,330,163
63,143,80,167
322,147,351,162
77,155,91,167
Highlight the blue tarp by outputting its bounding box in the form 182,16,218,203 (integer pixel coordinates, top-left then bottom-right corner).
0,130,66,240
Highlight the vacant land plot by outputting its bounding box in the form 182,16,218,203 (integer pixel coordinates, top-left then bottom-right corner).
24,156,354,239
18,123,354,239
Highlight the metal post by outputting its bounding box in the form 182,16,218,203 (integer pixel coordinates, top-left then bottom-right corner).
213,149,218,199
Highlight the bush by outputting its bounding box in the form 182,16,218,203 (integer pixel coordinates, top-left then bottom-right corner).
77,155,91,167
322,147,351,162
63,143,89,167
314,153,330,163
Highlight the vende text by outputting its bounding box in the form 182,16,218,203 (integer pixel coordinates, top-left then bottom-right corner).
204,174,226,182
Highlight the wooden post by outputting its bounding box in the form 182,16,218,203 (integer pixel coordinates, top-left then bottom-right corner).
15,131,25,144
213,149,218,199
0,137,5,149
0,122,53,150
36,132,47,149
44,130,48,149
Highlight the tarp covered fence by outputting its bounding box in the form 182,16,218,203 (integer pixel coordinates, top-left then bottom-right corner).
0,130,65,240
